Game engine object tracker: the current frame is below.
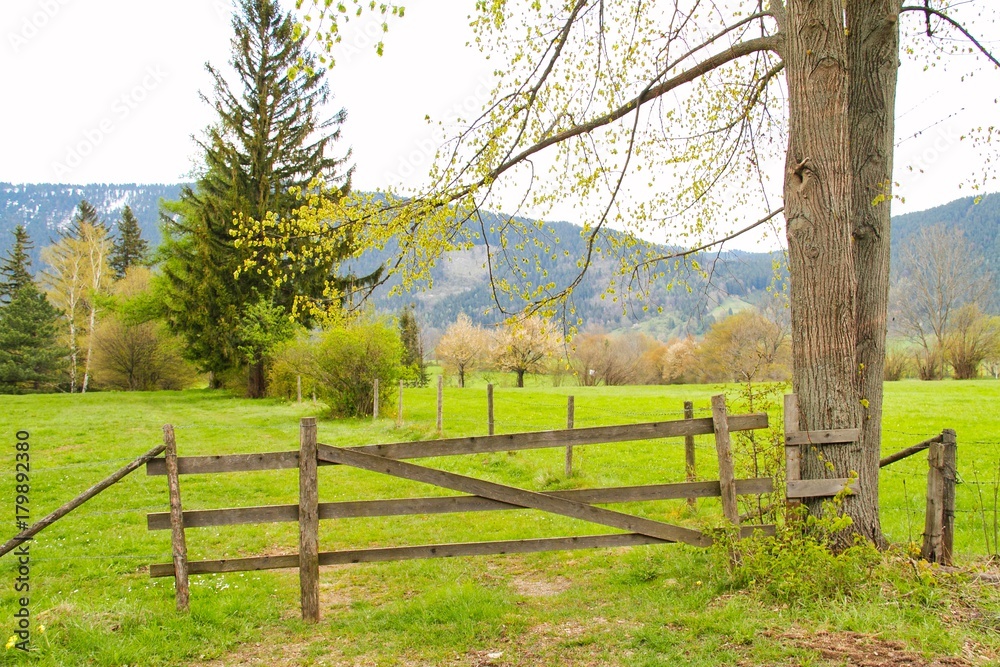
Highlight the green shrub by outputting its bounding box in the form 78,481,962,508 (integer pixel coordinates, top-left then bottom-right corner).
279,318,405,417
713,488,881,603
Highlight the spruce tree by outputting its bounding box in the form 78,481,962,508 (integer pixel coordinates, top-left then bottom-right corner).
0,282,66,393
109,205,149,279
0,225,33,304
66,199,104,239
160,0,374,397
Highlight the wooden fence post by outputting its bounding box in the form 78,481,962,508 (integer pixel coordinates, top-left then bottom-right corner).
397,380,404,428
487,383,494,436
941,429,956,566
297,375,302,403
164,424,190,613
565,395,575,477
437,375,443,434
783,394,801,510
922,435,945,563
684,401,696,508
373,378,379,422
298,417,320,623
711,395,740,527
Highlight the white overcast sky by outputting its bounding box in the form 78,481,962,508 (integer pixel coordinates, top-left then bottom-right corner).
1,0,998,251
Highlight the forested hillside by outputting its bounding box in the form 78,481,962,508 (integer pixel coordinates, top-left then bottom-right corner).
0,183,181,265
2,183,996,336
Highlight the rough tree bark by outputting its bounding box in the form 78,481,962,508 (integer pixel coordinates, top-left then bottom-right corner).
248,360,266,398
846,0,901,546
780,0,866,528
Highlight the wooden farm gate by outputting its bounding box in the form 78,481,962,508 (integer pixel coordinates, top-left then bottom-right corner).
146,395,781,621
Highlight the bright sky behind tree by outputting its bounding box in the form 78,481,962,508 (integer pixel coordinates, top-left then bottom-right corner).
0,0,997,251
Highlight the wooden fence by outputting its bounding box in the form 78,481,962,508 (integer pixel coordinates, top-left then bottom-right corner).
146,394,779,620
880,429,957,565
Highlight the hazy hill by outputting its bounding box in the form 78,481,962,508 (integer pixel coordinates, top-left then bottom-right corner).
0,182,182,267
2,183,996,338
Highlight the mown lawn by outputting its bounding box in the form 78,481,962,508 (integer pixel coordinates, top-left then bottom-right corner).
1,379,998,666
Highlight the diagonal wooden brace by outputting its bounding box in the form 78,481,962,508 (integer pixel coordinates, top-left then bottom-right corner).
317,445,711,548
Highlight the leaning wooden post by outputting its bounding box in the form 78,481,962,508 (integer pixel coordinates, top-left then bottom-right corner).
396,379,404,428
922,435,945,563
684,401,696,508
783,394,801,512
711,394,740,527
437,375,444,434
298,417,320,623
163,424,190,613
486,383,494,436
565,395,575,477
372,378,379,422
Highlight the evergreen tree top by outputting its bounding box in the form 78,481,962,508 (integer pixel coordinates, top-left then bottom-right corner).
65,199,106,239
0,224,34,303
110,205,150,280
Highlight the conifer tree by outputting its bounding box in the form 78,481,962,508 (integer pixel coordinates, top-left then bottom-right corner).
160,0,372,397
0,225,33,304
0,281,65,393
109,205,149,279
66,199,103,239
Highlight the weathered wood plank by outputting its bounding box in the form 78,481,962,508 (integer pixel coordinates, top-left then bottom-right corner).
565,395,575,477
298,418,320,623
920,442,945,563
147,478,775,530
150,525,777,577
712,395,740,526
146,451,301,476
146,414,770,476
784,394,801,509
785,428,860,446
684,401,696,509
941,429,957,566
487,384,494,436
318,446,712,547
785,478,857,499
1,443,166,559
163,425,190,613
879,435,941,469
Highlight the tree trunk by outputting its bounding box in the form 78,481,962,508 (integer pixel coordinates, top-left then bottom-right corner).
458,367,465,388
782,0,865,529
68,318,78,393
82,303,96,393
248,359,266,398
847,0,900,545
516,369,525,388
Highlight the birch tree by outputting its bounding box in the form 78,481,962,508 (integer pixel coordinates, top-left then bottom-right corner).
41,233,86,392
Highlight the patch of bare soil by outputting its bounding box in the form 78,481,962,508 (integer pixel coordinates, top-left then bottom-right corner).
508,574,572,598
781,629,972,667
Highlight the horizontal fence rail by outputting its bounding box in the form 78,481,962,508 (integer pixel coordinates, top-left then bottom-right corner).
147,478,774,530
146,414,768,477
150,524,778,578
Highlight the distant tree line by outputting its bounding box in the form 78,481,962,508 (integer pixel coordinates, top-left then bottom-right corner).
430,306,791,389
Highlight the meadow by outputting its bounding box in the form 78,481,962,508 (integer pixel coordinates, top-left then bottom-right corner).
1,378,999,666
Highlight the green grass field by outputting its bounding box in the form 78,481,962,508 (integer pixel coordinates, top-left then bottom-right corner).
1,379,999,666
